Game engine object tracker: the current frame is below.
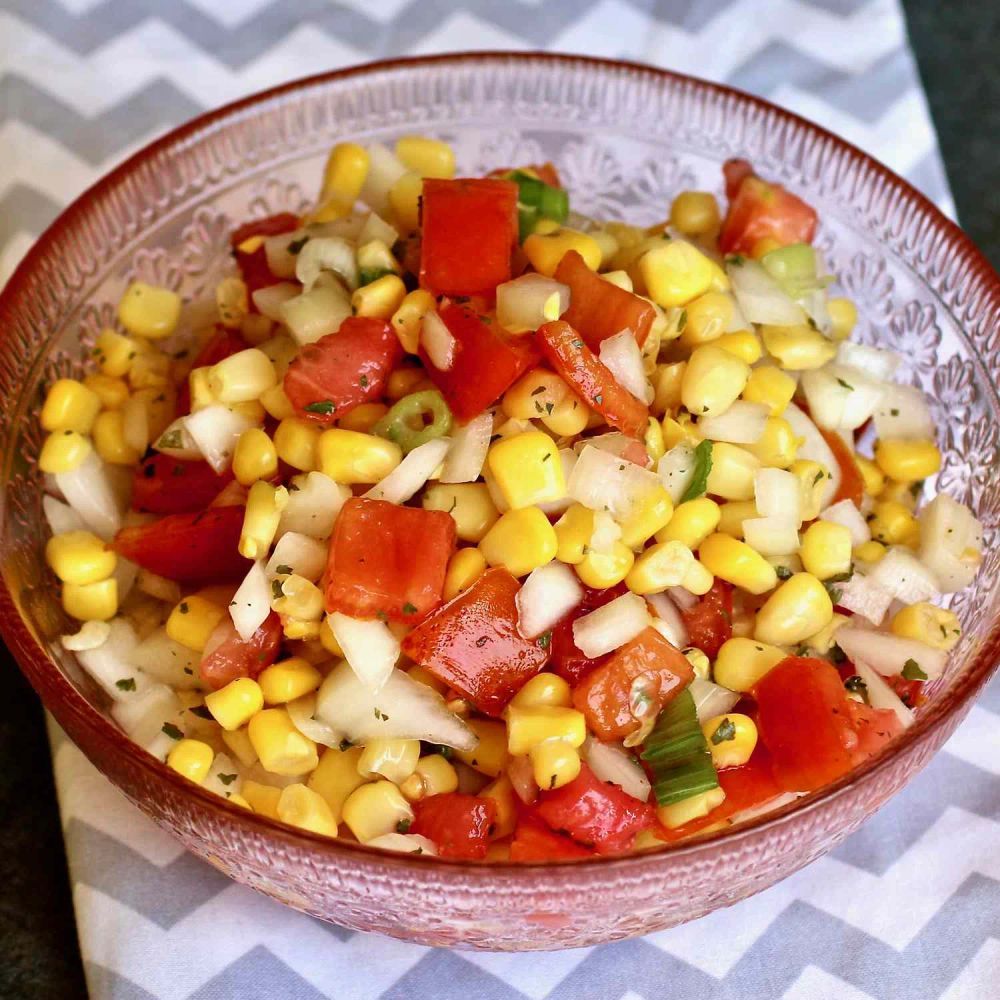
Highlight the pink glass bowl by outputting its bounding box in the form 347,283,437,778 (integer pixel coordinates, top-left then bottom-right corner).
1,53,999,951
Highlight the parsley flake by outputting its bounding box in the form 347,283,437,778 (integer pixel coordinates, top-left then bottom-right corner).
680,439,713,503
218,773,238,786
396,818,412,833
901,658,928,681
304,400,336,415
275,564,293,576
836,378,855,391
286,235,310,255
402,601,418,615
710,717,737,745
115,677,136,692
374,708,389,722
161,722,183,740
536,630,552,650
359,374,369,389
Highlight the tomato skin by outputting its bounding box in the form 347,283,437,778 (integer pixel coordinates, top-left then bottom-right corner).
680,579,734,659
536,321,649,438
549,584,628,686
719,159,818,256
230,212,301,299
844,699,903,760
112,506,249,583
535,762,655,855
401,568,550,717
818,427,865,509
509,812,593,861
411,792,497,860
131,454,234,515
572,627,694,742
324,498,455,624
283,317,403,425
554,250,655,350
200,612,283,690
418,302,540,422
419,178,518,298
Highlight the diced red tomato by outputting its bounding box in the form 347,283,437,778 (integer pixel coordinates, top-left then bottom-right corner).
283,317,403,425
176,325,249,415
535,762,655,855
887,674,925,709
719,159,818,257
418,301,540,422
230,212,300,299
549,583,628,686
401,568,550,717
509,812,593,862
555,250,655,349
112,506,249,583
572,627,694,742
680,579,734,659
131,454,235,515
488,162,563,188
419,178,518,297
410,792,497,860
199,612,283,690
819,427,865,509
324,498,455,623
536,320,648,438
753,656,902,793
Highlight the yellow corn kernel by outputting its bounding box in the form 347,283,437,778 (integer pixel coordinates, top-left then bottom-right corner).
277,783,338,837
799,521,852,581
283,619,321,641
523,228,602,277
506,705,586,756
657,498,721,549
272,575,324,621
590,228,620,267
874,439,941,483
82,373,129,410
651,361,686,416
760,324,836,370
352,274,407,321
186,367,216,412
891,602,962,651
317,428,402,484
625,540,694,595
443,547,487,601
714,637,788,692
62,578,118,621
395,135,455,178
715,500,756,540
341,780,414,843
166,739,214,784
45,530,116,585
479,507,558,577
315,620,343,660
745,415,798,469
207,349,276,404
390,289,436,354
320,141,369,205
127,347,171,390
618,486,674,549
511,672,572,709
670,191,720,236
91,409,139,465
225,793,251,810
388,171,424,233
855,455,885,497
530,740,581,790
454,718,509,777
659,415,695,450
868,500,919,546
230,428,277,487
259,383,294,421
741,364,797,416
533,217,563,237
679,291,733,347
165,595,225,652
804,612,848,655
247,708,319,776
502,368,568,420
682,344,750,418
307,746,367,823
399,754,460,802
682,558,714,596
699,533,778,595
754,572,833,645
41,379,101,435
577,541,635,589
715,330,763,365
356,738,421,785
789,460,830,521
553,505,595,565
118,282,181,340
643,417,666,463
701,713,758,769
657,786,727,829
337,402,389,434
827,297,858,341
258,658,322,705
854,540,886,565
640,240,714,308
239,481,287,559
242,780,282,819
214,275,249,329
423,483,499,543
541,392,590,436
880,479,918,511
39,430,91,474
706,443,761,501
602,270,633,291
93,328,136,377
220,727,257,768
205,678,265,731
480,775,517,838
273,418,319,473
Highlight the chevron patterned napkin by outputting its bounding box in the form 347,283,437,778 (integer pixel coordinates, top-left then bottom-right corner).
5,1,994,997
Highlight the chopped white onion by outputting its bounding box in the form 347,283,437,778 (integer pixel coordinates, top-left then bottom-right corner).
755,468,802,522
287,694,343,748
440,411,492,484
516,562,583,639
265,532,328,582
646,592,689,647
698,400,769,444
819,499,871,547
667,585,699,610
185,404,257,474
129,626,203,689
263,230,305,279
60,620,111,652
295,236,358,292
589,510,622,555
251,282,300,322
918,493,983,592
599,330,653,404
54,451,124,541
507,753,539,805
154,416,202,462
689,675,741,722
782,402,840,507
835,574,894,625
867,547,939,605
111,682,182,747
327,612,399,693
496,274,570,333
743,516,800,556
229,561,271,642
365,437,451,504
74,618,146,701
359,142,407,217
657,442,697,504
364,833,438,855
835,626,947,680
854,661,914,729
800,364,885,432
583,739,651,802
278,471,349,540
727,258,806,326
836,342,901,382
112,556,139,605
872,383,935,441
203,752,243,798
136,568,181,604
420,311,456,371
573,592,649,659
569,444,661,520
280,282,352,345
536,449,578,517
43,494,85,535
357,210,399,249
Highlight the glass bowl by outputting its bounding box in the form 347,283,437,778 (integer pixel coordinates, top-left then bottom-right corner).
1,52,999,952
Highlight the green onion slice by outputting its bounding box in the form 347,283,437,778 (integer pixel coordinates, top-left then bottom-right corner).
372,389,453,454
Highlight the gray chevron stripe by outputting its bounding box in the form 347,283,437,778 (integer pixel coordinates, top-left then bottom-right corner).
189,947,331,1000
84,964,159,1000
0,185,61,249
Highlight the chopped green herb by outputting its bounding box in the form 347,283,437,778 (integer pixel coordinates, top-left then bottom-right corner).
271,579,284,601
275,564,293,576
677,309,688,332
530,386,547,396
775,565,793,580
115,677,137,692
890,408,900,417
161,722,183,740
710,717,736,745
157,429,183,450
359,374,369,389
287,235,310,255
304,400,336,415
402,601,418,615
338,739,354,751
536,630,552,650
218,773,238,786
396,818,412,833
901,658,928,681
844,675,869,702
178,601,189,614
836,378,855,391
829,643,847,664
376,610,389,622
545,402,554,415
374,708,389,721
680,440,713,503
189,705,214,720
358,266,395,286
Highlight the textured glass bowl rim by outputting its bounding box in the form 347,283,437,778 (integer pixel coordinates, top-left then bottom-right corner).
1,51,999,877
